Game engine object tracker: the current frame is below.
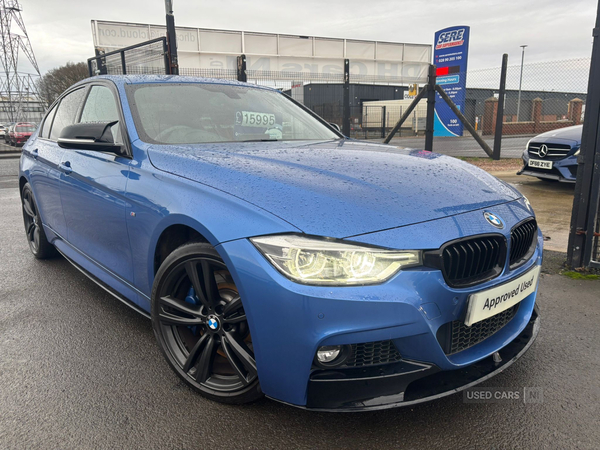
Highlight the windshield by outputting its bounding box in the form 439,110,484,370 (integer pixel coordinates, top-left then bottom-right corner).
126,83,339,145
16,126,36,132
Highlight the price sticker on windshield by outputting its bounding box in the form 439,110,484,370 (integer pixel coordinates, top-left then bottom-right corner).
236,111,276,127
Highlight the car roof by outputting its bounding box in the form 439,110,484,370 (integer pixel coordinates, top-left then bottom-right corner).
74,75,276,92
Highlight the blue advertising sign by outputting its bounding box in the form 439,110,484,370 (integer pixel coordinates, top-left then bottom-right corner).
433,26,470,137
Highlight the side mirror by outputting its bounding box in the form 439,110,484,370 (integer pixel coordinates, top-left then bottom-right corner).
58,121,124,155
329,123,341,133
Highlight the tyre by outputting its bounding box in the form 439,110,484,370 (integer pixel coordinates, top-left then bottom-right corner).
151,242,262,404
21,182,57,259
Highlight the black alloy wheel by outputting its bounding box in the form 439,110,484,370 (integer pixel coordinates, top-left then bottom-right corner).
21,182,56,259
151,242,262,404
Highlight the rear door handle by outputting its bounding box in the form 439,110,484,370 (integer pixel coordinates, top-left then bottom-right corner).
31,148,38,159
60,161,72,175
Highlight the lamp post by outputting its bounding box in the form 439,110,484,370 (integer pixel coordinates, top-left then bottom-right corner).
516,44,527,121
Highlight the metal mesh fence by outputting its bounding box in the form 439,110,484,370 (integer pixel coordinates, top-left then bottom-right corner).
466,58,590,157
89,49,591,158
377,58,591,157
240,72,425,140
89,38,168,76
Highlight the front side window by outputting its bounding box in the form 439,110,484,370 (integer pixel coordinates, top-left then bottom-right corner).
126,83,339,145
41,105,56,138
50,88,86,140
79,85,122,143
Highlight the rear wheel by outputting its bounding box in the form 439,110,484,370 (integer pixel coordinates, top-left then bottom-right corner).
21,182,57,259
151,242,262,404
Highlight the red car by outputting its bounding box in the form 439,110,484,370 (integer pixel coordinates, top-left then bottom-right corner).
8,122,36,146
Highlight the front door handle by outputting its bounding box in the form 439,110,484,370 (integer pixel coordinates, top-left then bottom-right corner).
60,161,72,175
31,148,38,159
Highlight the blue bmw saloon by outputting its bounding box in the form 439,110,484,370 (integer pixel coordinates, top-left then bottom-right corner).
19,75,541,411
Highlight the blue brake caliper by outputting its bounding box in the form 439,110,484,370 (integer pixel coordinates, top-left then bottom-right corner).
185,286,200,335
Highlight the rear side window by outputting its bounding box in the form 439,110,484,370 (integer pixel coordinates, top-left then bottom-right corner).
41,105,57,138
50,88,86,140
80,86,122,142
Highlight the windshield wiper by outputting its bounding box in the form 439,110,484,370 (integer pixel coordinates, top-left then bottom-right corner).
239,139,280,142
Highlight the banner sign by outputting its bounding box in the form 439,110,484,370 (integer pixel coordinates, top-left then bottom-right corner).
91,20,432,84
433,26,470,137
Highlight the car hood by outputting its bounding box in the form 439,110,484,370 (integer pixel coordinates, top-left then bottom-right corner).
532,125,582,143
147,140,520,238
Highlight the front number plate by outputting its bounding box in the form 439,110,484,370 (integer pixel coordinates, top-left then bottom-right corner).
528,159,553,170
464,265,541,327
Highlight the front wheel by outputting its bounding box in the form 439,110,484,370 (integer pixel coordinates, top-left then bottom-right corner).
151,242,262,404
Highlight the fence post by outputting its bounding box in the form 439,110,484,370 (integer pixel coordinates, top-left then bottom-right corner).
94,49,107,75
381,106,387,138
568,1,600,269
425,64,436,151
165,0,179,75
343,59,350,136
162,38,170,75
492,54,508,160
121,52,127,75
237,55,247,82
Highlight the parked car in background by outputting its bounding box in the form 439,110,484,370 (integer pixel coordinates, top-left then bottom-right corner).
517,125,582,183
8,122,36,146
0,125,6,139
3,123,15,142
20,75,541,411
4,124,13,142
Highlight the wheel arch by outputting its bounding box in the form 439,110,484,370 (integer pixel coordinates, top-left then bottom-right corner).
150,215,219,278
19,175,28,195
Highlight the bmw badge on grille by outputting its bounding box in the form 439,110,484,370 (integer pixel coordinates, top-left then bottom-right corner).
484,212,504,229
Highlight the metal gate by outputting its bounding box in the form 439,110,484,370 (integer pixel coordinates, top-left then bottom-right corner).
87,37,169,76
567,1,600,270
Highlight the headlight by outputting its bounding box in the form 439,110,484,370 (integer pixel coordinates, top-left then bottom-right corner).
251,234,421,286
522,195,533,213
574,148,580,156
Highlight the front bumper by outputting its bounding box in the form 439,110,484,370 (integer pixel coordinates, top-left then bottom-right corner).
518,152,577,183
217,199,542,409
301,305,539,411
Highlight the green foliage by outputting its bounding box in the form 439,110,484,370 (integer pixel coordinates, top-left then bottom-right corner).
562,271,599,281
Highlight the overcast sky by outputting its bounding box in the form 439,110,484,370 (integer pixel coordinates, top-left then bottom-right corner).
23,0,597,74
